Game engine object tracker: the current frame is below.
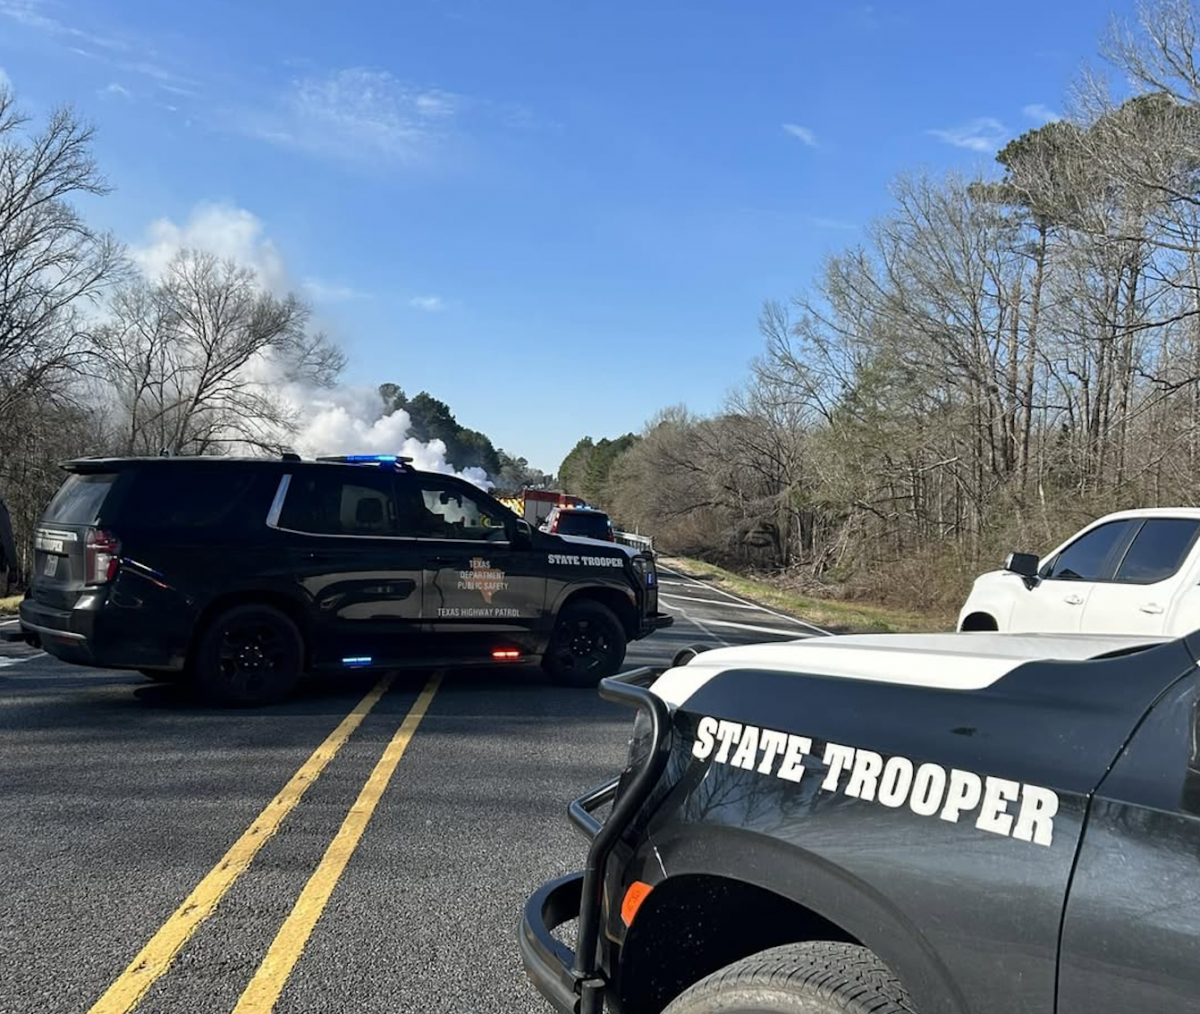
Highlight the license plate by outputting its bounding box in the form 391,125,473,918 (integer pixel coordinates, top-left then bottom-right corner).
44,555,58,577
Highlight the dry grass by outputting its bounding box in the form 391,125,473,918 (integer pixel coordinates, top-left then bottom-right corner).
661,556,953,634
0,594,22,616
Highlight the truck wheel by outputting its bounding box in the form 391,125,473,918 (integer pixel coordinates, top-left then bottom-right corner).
193,604,303,707
544,600,627,687
661,942,916,1014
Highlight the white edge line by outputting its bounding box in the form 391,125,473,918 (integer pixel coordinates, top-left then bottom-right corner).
659,567,833,636
660,599,730,647
0,652,47,668
702,618,813,638
658,592,761,611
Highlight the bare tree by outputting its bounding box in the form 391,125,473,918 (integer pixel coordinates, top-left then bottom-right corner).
0,86,124,414
95,250,346,455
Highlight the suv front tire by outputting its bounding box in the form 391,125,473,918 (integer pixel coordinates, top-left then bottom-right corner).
543,600,626,687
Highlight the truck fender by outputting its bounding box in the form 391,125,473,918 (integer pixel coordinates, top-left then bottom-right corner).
644,824,971,1014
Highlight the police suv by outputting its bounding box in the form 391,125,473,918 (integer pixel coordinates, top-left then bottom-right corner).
521,631,1200,1014
19,453,671,704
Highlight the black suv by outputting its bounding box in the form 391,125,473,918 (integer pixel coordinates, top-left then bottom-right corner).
19,454,671,704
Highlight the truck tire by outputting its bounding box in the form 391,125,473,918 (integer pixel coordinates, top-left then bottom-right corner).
661,942,917,1014
543,600,627,688
193,603,303,707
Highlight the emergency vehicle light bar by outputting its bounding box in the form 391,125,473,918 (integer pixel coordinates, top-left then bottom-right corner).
317,454,414,466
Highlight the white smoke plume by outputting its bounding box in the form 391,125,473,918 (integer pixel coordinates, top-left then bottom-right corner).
280,382,492,487
130,203,492,488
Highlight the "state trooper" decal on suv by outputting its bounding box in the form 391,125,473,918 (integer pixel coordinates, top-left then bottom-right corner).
692,717,1059,847
547,553,624,567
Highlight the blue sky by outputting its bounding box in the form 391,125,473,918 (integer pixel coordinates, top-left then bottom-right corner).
0,0,1136,473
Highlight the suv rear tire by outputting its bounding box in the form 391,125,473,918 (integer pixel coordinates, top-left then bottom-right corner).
193,603,304,706
661,941,915,1014
543,600,626,687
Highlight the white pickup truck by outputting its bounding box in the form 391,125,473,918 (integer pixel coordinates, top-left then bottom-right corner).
958,508,1200,635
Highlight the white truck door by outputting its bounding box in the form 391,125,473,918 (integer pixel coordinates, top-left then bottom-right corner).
1009,519,1136,634
1081,518,1200,636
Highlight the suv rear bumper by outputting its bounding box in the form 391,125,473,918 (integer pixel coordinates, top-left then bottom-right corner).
19,596,182,670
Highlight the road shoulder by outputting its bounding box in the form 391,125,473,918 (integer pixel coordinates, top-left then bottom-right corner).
659,556,948,634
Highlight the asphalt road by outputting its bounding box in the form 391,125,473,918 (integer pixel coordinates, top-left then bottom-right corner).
0,569,823,1014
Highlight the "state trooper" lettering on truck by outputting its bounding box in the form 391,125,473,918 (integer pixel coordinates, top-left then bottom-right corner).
691,717,1059,847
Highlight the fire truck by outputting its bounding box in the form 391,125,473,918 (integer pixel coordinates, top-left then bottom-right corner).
495,488,584,529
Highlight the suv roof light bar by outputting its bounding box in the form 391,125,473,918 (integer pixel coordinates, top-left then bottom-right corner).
316,454,415,466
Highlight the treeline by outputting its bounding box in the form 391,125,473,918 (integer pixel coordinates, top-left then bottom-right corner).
563,1,1200,614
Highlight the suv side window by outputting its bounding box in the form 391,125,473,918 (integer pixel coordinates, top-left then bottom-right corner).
1042,521,1131,582
411,478,509,541
277,470,399,536
1114,519,1200,584
124,467,258,530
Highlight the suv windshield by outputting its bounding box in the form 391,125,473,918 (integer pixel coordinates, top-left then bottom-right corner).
557,511,611,539
42,473,118,526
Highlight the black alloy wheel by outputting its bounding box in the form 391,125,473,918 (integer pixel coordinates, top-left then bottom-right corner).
544,600,626,687
194,603,303,706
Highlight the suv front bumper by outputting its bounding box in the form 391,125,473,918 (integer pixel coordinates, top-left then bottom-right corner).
518,668,671,1014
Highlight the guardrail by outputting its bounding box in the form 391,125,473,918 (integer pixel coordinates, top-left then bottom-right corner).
614,530,654,553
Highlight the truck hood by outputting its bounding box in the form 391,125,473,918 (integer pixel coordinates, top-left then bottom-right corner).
556,534,638,559
650,631,1167,708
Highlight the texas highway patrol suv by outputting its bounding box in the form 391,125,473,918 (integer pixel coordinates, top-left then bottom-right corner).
20,453,671,704
521,630,1200,1014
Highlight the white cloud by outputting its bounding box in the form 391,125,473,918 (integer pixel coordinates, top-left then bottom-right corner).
245,68,463,167
303,278,370,302
783,123,818,147
0,0,128,52
0,66,10,92
811,216,857,231
928,117,1008,152
408,295,445,312
99,82,131,100
1022,103,1060,124
132,202,288,292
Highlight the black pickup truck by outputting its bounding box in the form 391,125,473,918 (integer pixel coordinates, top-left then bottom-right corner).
521,630,1200,1014
19,453,671,704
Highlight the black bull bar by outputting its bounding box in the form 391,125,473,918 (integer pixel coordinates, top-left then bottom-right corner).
518,665,673,1014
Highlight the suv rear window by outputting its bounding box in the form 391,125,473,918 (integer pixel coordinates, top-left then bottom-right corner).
42,474,118,526
557,511,611,539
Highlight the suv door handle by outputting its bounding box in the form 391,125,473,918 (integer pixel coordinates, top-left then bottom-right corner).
1063,594,1084,605
1139,602,1164,614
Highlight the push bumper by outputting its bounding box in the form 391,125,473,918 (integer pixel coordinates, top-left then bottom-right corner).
518,668,671,1014
639,611,674,636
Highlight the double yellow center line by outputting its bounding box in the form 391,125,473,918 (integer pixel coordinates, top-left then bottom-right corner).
88,672,441,1014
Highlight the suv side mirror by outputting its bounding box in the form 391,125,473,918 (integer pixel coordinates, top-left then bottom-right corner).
1004,552,1039,586
511,519,533,549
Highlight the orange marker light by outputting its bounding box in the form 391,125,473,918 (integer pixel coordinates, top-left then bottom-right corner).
491,649,521,660
620,881,654,927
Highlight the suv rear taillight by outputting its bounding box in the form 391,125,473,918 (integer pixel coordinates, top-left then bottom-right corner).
85,529,121,584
